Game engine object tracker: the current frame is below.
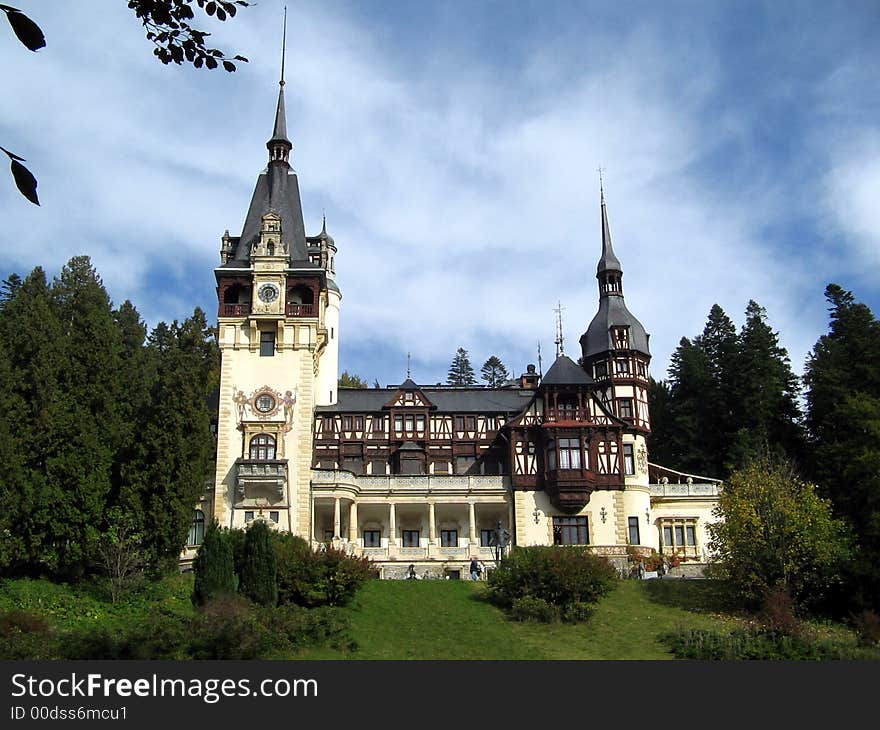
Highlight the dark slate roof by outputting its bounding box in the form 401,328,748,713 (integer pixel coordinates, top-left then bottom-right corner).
541,355,594,386
269,87,290,146
580,295,650,358
597,191,621,274
222,86,308,268
399,378,419,390
316,387,533,413
223,165,309,267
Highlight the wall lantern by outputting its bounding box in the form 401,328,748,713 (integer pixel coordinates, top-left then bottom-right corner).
599,506,607,524
533,506,541,524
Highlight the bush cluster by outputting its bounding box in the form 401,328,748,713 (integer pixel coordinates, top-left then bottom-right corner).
0,598,355,660
193,526,374,610
273,533,376,608
487,546,616,622
660,627,880,661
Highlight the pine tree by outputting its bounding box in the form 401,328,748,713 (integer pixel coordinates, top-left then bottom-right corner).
804,284,880,609
665,336,716,476
192,523,235,605
728,300,803,468
238,520,278,606
447,347,476,386
646,377,675,467
121,309,217,572
480,356,509,387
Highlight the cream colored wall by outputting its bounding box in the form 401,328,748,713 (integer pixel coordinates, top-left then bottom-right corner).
315,289,340,406
213,318,318,536
514,489,620,546
650,498,719,559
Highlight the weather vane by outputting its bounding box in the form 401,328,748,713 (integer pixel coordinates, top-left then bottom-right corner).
554,301,565,357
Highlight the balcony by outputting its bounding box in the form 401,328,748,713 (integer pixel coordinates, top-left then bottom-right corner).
234,458,288,506
220,303,251,317
287,303,314,317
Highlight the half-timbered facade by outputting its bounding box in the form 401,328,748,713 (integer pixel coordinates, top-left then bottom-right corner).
196,76,721,577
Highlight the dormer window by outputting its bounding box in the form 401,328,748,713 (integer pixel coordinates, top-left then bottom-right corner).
613,327,629,349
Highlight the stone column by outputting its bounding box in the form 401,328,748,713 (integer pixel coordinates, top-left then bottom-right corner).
389,502,397,546
333,497,341,539
428,502,436,545
468,501,477,545
349,501,358,542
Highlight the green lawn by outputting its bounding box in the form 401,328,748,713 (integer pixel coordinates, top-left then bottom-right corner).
292,578,743,660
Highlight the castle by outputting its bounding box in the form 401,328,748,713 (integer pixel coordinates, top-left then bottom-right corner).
186,75,721,578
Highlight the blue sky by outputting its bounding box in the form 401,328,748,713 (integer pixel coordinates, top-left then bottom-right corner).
1,0,878,388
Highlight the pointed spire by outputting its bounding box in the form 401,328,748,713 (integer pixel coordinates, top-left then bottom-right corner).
267,6,292,164
597,169,621,275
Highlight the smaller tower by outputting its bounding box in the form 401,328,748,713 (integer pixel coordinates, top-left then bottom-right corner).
579,182,651,432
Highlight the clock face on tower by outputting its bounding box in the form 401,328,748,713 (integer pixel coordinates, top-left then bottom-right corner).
258,283,279,304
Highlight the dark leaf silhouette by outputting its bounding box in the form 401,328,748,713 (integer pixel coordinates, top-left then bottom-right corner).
128,0,250,71
9,157,39,205
0,5,46,51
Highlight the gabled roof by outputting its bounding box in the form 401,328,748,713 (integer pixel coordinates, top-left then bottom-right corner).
540,355,594,386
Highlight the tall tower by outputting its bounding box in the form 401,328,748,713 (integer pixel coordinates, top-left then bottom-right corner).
212,60,340,535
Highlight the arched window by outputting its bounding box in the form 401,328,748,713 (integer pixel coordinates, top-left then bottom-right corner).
249,433,276,460
188,509,205,546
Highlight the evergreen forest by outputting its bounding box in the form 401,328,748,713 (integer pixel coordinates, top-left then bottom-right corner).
0,256,218,580
648,289,880,611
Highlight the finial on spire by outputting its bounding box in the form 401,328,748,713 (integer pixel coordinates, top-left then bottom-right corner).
322,210,327,234
280,5,287,88
407,352,412,379
598,166,605,202
554,301,565,357
537,341,543,377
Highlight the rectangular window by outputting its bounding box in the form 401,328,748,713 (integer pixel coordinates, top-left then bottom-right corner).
343,415,353,430
454,416,465,431
466,416,476,430
369,459,386,475
416,415,426,433
558,438,581,470
636,361,647,377
486,416,497,432
686,525,697,546
432,460,449,474
553,516,589,545
440,529,458,547
341,457,363,474
594,361,608,378
619,399,633,419
547,440,557,471
372,416,385,433
480,529,494,547
615,358,630,374
402,530,420,547
663,525,673,547
322,416,335,435
269,511,279,524
245,511,254,523
623,444,635,475
354,416,364,430
404,414,414,432
363,530,381,547
259,330,275,357
394,415,403,434
628,516,640,545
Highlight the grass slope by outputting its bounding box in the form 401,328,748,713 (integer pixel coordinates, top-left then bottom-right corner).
293,578,741,660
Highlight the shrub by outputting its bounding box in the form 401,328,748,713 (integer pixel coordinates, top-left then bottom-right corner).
190,593,271,659
260,604,356,653
238,521,278,607
273,533,374,607
509,596,559,623
852,609,880,647
660,627,880,660
562,601,595,623
488,546,616,622
757,587,802,637
0,609,57,659
192,523,235,606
